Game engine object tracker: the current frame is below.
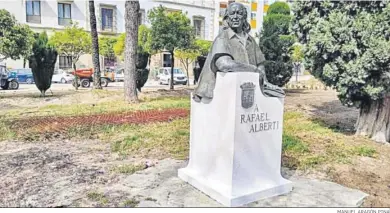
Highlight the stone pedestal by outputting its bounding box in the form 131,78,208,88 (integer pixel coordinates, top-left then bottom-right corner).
178,72,292,207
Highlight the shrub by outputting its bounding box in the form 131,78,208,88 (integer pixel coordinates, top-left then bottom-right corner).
28,32,58,97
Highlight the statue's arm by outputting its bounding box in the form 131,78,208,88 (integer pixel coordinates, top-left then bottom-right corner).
214,56,255,72
213,56,265,79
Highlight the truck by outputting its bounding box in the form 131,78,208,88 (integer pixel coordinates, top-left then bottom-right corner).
71,68,113,88
0,64,19,90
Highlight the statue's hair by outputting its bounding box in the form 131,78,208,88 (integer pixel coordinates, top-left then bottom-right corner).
222,2,251,33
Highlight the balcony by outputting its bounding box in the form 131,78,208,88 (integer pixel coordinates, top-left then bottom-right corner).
26,15,41,24
100,24,116,34
101,26,114,32
58,18,72,26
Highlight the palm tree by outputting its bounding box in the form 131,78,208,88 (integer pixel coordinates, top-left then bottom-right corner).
89,0,102,89
124,0,140,103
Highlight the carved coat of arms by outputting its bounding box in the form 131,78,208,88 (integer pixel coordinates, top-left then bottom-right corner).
240,82,256,109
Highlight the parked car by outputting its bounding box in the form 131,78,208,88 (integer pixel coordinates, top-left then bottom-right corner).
9,68,34,84
52,72,74,83
0,65,19,90
158,67,188,85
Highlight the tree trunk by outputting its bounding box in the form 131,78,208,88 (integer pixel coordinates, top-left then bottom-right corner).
170,51,174,90
89,0,102,90
124,0,140,103
355,95,390,143
72,62,79,91
185,60,190,86
23,58,26,68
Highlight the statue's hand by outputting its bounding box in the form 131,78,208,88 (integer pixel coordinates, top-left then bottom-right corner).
256,65,266,81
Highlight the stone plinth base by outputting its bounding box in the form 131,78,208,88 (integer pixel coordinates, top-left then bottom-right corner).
178,72,292,207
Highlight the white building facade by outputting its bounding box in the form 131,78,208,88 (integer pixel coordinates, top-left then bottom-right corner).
0,0,216,72
139,0,215,70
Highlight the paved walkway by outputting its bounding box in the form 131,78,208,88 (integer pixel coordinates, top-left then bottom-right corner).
116,159,368,207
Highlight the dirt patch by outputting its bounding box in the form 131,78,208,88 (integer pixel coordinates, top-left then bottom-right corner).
327,149,390,207
0,139,156,207
285,89,390,207
285,89,359,132
9,108,189,136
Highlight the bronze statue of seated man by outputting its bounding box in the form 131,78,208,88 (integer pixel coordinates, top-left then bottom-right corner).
193,2,285,102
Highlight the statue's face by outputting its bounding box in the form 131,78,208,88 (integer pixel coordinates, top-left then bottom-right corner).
227,4,246,33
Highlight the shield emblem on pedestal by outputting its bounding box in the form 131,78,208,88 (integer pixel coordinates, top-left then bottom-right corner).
240,82,256,109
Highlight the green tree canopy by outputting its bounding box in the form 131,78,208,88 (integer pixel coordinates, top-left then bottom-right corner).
49,22,91,70
292,1,390,106
291,1,390,143
0,9,34,61
114,24,151,60
175,39,211,85
194,39,212,56
147,5,195,89
175,47,198,85
113,33,125,59
148,6,194,53
267,2,291,15
259,2,294,87
138,24,152,54
291,43,304,63
99,36,117,59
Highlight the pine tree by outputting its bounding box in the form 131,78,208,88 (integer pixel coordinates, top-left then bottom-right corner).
292,1,390,143
259,2,294,87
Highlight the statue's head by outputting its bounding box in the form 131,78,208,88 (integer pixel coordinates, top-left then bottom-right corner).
223,2,250,33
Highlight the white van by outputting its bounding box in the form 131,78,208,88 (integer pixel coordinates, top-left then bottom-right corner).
158,67,188,85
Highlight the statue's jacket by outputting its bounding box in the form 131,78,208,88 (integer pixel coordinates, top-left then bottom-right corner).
194,27,266,100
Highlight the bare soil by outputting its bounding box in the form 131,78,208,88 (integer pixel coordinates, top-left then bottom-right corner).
285,89,390,207
0,139,150,207
10,108,189,136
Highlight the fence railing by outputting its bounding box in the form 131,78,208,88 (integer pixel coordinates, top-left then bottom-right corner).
58,18,72,26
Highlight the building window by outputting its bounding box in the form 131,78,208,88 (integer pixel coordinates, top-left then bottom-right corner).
163,54,171,67
251,12,256,20
58,3,72,26
101,8,114,31
59,56,73,69
139,10,145,25
165,8,181,14
104,56,116,68
194,18,205,39
26,0,41,23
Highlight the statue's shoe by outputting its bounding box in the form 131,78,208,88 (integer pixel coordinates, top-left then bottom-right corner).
263,84,285,98
192,94,202,102
264,89,285,98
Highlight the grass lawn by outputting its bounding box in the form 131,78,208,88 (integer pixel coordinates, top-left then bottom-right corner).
0,88,389,207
